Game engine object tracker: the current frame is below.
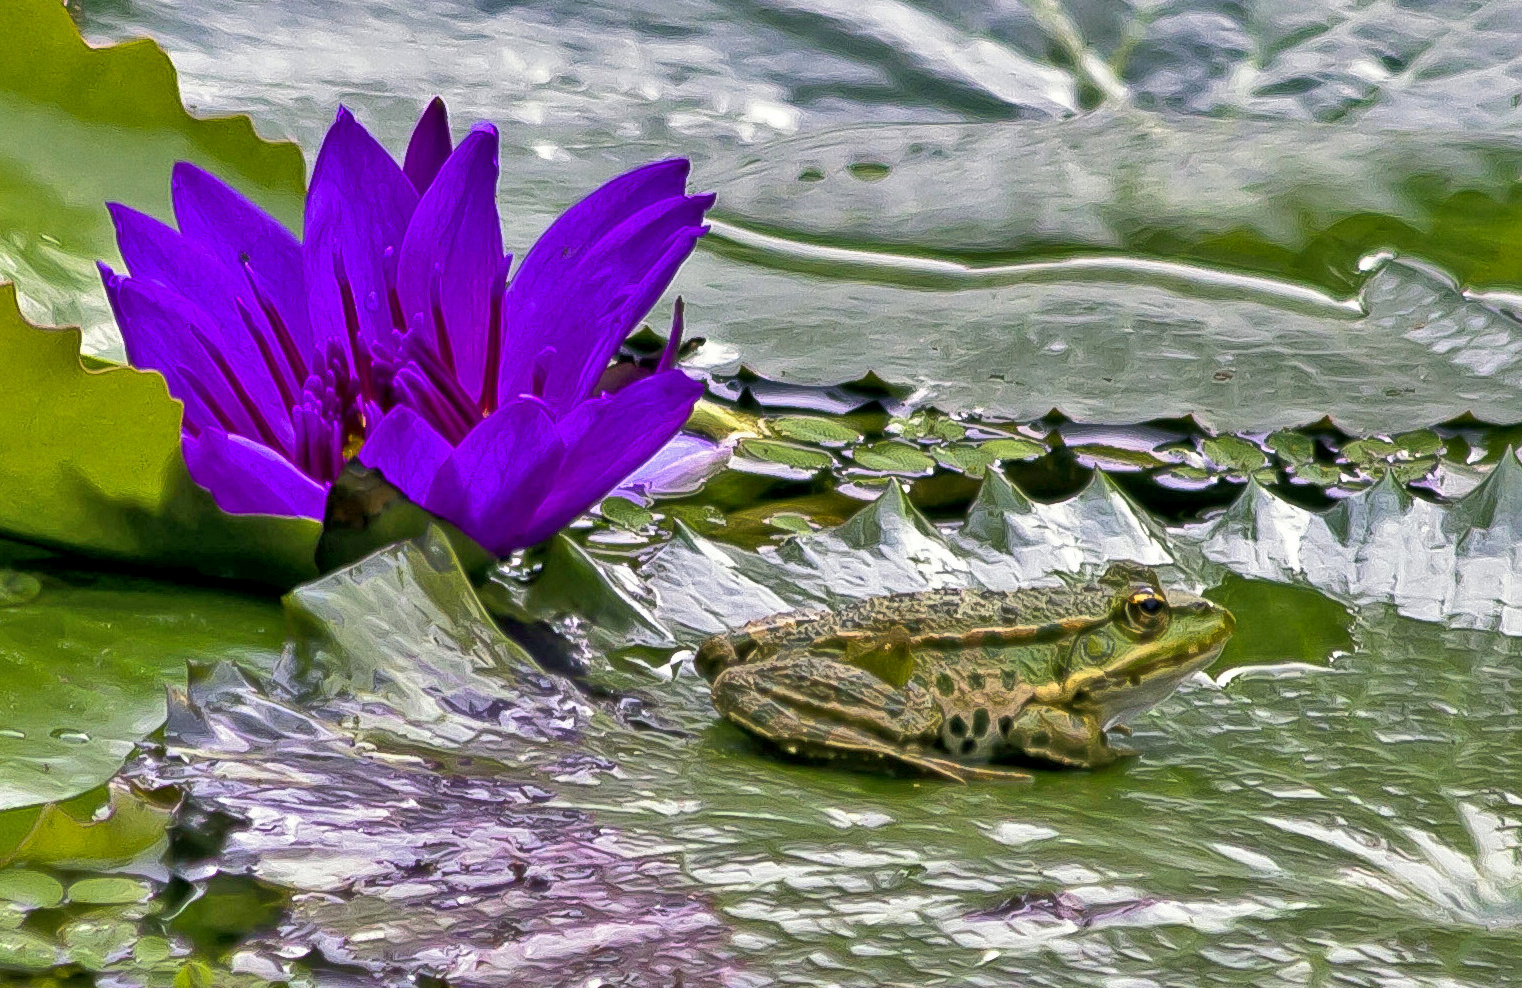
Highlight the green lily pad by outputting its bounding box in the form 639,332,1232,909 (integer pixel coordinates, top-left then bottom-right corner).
933,438,1044,477
1393,430,1445,459
891,411,966,442
849,441,937,476
0,565,284,810
1341,437,1401,466
0,927,57,973
769,415,863,446
599,496,656,532
56,908,141,971
737,438,837,472
0,870,63,910
1201,435,1269,474
66,878,151,906
1266,431,1316,465
0,287,321,585
0,0,304,352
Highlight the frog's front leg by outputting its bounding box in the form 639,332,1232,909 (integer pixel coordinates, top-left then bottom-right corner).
710,656,1030,783
1003,705,1126,769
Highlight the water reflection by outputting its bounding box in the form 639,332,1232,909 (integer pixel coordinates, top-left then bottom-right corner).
1268,794,1522,930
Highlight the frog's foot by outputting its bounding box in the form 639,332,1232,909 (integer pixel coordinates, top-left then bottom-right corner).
909,755,1033,784
711,656,1028,783
1006,706,1116,769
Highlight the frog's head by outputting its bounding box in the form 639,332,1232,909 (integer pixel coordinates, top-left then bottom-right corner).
1043,562,1235,728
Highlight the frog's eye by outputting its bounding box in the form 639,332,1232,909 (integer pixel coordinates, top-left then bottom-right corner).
1122,589,1170,636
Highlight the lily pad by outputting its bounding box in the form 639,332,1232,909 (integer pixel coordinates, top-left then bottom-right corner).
66,878,152,906
0,0,304,354
736,437,837,472
769,414,863,446
849,440,938,476
0,564,284,810
0,870,63,910
1187,453,1522,632
0,287,320,585
710,112,1522,296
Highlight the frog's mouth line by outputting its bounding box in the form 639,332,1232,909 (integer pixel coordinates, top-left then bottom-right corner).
1033,607,1234,704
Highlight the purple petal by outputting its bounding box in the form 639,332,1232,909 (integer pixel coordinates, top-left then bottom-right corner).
102,266,294,453
562,218,711,404
403,97,453,194
397,124,503,405
519,368,702,546
107,202,296,429
496,159,704,403
358,405,454,506
171,162,309,355
509,158,692,306
182,427,328,518
101,262,218,434
304,106,419,380
507,191,713,410
424,398,566,554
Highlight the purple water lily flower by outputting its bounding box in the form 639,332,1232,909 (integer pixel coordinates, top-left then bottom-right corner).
99,99,712,554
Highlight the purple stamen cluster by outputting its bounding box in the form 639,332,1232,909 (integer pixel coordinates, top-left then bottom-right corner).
99,98,711,554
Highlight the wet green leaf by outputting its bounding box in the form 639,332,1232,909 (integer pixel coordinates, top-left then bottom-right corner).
0,870,64,910
1394,429,1445,459
599,496,656,532
765,512,816,535
1342,437,1401,466
0,927,57,972
933,438,1044,477
1267,431,1316,464
737,438,837,471
1203,574,1354,673
0,0,304,351
849,441,937,476
891,411,966,442
67,877,151,906
0,566,283,810
0,783,170,868
0,287,321,585
769,415,863,446
1292,462,1343,486
58,908,140,970
1201,435,1269,474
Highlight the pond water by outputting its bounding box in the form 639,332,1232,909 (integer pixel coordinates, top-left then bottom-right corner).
1,0,1521,984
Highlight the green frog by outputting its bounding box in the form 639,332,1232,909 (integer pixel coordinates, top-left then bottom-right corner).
696,562,1234,782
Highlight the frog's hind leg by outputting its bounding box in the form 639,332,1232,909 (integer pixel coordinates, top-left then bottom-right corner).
709,656,1030,783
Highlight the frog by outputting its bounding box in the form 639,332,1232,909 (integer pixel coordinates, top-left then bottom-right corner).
695,561,1234,782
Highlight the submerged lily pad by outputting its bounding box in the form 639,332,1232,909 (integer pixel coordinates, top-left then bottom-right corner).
710,113,1522,296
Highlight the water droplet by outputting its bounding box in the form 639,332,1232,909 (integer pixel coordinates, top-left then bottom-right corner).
0,728,25,740
0,570,40,606
49,728,90,745
847,161,891,181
